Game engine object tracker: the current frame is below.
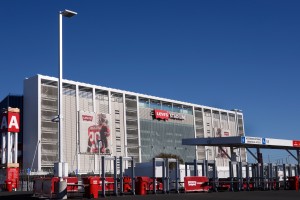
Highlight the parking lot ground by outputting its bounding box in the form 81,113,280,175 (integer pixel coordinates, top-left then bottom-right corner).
1,190,300,200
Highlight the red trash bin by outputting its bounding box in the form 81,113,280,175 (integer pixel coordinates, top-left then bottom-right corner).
83,176,99,199
89,177,99,199
5,180,13,192
288,176,299,190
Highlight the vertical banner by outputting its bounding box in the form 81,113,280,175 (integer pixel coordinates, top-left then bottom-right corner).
214,128,231,160
79,111,111,154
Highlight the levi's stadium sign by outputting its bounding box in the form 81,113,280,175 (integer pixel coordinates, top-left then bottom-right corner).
82,115,93,121
170,113,185,120
154,110,169,120
154,109,185,121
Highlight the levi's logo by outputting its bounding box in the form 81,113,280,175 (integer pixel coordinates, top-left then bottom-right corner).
82,115,93,121
188,181,196,186
154,110,169,120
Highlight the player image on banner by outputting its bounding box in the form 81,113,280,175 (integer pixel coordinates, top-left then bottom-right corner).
87,114,110,154
79,111,111,154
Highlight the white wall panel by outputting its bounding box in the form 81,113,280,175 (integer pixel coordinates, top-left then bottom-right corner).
63,88,77,172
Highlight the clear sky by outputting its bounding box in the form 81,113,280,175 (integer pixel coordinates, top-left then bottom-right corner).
0,0,299,163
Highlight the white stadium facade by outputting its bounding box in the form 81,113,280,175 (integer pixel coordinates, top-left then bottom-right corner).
22,74,246,174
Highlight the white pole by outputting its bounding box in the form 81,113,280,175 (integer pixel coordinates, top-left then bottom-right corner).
57,9,77,200
1,133,6,164
7,132,11,163
58,11,63,167
14,133,18,163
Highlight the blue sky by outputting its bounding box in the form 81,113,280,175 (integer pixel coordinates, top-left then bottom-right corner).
0,0,299,163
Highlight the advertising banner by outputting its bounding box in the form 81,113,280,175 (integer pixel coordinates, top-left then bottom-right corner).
293,140,300,147
79,111,111,154
264,138,292,147
241,136,262,144
154,109,169,120
153,109,185,121
184,176,209,192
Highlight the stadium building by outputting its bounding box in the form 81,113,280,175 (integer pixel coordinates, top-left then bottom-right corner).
21,74,246,174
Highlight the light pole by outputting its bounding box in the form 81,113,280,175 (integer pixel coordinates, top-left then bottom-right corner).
57,9,77,199
58,8,77,169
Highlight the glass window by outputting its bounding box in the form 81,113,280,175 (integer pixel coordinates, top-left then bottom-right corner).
204,110,211,117
139,98,149,108
173,104,182,113
79,87,93,99
162,102,172,111
182,105,193,115
194,107,202,112
213,111,220,119
150,99,161,109
221,113,228,120
229,114,235,121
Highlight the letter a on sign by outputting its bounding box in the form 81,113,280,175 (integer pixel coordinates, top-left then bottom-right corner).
9,116,19,130
8,112,20,132
0,112,20,132
1,116,7,130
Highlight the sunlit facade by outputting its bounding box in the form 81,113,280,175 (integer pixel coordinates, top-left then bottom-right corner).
23,74,246,174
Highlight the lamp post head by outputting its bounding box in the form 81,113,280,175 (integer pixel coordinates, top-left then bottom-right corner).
60,9,77,18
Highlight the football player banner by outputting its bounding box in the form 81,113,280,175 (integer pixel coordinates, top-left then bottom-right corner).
79,111,111,154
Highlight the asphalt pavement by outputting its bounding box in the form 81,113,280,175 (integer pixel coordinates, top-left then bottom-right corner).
1,190,300,200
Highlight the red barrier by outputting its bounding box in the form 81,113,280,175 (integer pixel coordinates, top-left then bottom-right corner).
123,176,132,193
33,177,79,198
184,176,210,192
218,178,230,191
135,177,148,195
66,177,79,192
148,178,163,191
98,177,115,192
105,177,114,191
42,177,59,198
242,178,254,191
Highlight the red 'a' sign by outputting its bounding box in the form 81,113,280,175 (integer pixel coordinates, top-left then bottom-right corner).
0,111,20,133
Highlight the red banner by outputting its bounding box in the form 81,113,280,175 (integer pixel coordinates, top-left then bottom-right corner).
154,110,169,120
293,140,300,147
184,176,210,192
